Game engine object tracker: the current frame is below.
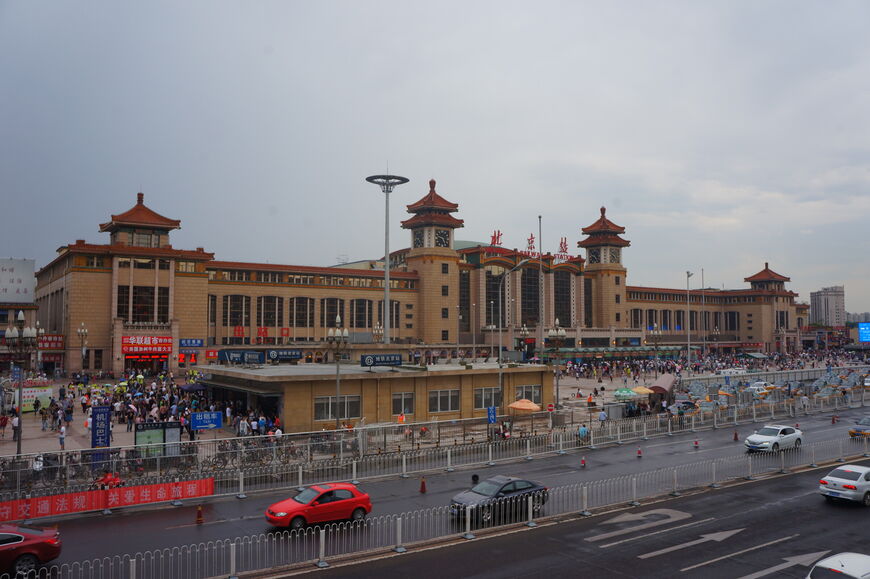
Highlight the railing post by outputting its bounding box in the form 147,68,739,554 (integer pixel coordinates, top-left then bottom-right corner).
864,437,869,459
463,506,475,540
525,439,533,461
713,410,718,430
770,402,774,420
837,441,845,463
580,485,591,517
315,528,329,568
752,405,757,423
401,455,409,478
229,542,238,579
526,495,537,527
691,415,696,433
236,471,246,499
642,420,648,441
446,449,454,472
810,445,818,468
298,465,303,490
130,558,136,579
668,417,673,437
746,455,754,480
393,516,406,553
557,433,566,455
670,469,680,497
589,428,596,450
734,405,738,425
629,477,640,506
779,451,788,474
487,444,495,466
710,461,720,488
616,422,622,445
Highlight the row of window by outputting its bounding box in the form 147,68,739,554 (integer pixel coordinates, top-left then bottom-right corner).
207,270,417,289
209,295,405,329
312,385,542,420
627,291,773,305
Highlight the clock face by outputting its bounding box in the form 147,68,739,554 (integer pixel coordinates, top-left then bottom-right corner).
609,248,620,263
588,248,600,264
413,230,424,248
435,229,450,247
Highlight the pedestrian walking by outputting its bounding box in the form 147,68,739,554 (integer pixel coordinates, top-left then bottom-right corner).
11,414,19,442
598,409,607,430
59,424,66,450
0,413,7,438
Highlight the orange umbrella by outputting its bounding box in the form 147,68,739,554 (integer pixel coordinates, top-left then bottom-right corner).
508,399,541,412
718,390,733,397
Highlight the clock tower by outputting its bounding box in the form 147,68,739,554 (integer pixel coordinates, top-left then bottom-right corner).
578,207,630,328
402,179,464,344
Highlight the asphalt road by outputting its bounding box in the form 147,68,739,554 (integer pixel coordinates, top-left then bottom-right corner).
315,462,869,579
47,405,870,566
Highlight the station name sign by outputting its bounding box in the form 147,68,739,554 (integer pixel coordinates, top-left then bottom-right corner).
360,354,403,367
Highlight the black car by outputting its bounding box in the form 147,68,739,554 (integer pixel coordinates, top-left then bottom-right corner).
449,475,548,523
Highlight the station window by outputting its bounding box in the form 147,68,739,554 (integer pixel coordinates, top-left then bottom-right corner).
442,263,449,274
392,392,415,415
441,330,449,341
428,389,459,412
442,285,449,296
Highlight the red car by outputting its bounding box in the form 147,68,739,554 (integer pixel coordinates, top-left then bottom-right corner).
0,524,62,575
265,483,372,529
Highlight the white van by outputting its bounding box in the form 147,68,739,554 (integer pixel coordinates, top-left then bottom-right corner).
720,368,748,376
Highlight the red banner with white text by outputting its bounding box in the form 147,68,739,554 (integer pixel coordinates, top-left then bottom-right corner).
0,478,214,522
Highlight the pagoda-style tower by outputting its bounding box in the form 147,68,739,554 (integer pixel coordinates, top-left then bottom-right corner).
401,179,464,343
578,207,630,328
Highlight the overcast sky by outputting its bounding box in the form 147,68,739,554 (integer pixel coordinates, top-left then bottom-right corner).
3,1,869,311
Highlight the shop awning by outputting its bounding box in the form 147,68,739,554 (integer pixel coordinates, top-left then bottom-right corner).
649,374,677,395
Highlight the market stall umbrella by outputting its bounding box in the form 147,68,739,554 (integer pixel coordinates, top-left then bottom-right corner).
632,386,654,395
717,390,733,397
614,388,637,400
508,399,541,412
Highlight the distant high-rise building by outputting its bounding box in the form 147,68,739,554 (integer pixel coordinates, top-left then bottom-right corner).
847,312,870,323
810,286,845,326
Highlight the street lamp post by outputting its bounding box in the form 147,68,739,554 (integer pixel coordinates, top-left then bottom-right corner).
326,315,349,431
499,259,530,413
366,175,409,346
5,310,41,457
77,322,88,373
518,323,530,359
711,326,720,358
471,303,476,361
650,322,662,379
547,318,567,408
686,271,694,370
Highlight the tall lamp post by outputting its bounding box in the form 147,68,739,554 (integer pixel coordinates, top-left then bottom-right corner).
518,323,530,360
366,175,409,346
499,259,530,413
650,322,662,379
471,303,476,360
711,326,720,357
326,315,349,431
77,322,88,372
686,271,694,370
5,310,41,457
547,318,567,408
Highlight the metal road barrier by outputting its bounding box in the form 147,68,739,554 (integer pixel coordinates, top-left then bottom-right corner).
0,384,867,512
6,435,870,579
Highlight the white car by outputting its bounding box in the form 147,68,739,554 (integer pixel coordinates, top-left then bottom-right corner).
819,465,870,506
744,424,802,452
807,552,870,578
745,381,772,396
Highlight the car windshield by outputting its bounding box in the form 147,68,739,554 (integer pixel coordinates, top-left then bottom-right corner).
828,469,863,481
292,487,322,504
470,480,503,496
857,417,870,426
756,427,780,436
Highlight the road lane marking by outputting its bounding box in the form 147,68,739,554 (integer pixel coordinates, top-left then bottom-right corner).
586,509,691,542
599,517,715,548
638,528,743,559
736,550,830,579
680,534,799,572
166,514,265,530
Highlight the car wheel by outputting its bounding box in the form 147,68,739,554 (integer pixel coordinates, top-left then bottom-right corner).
794,438,801,449
351,508,366,522
13,554,38,575
289,516,306,531
771,443,779,452
863,492,870,507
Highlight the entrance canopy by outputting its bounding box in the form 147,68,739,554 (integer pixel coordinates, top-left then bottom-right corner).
649,374,677,395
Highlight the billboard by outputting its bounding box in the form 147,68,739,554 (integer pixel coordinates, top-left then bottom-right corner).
0,259,35,304
859,323,870,343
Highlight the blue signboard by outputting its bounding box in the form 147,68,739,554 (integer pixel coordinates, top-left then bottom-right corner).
267,349,302,361
724,376,731,386
180,339,204,348
191,411,223,430
91,405,112,448
218,350,265,364
360,353,403,367
11,366,21,381
859,323,870,343
487,406,497,424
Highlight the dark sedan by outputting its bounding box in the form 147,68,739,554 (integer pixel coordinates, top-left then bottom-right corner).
450,475,548,523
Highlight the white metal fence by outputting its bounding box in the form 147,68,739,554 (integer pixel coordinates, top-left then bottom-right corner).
8,435,870,579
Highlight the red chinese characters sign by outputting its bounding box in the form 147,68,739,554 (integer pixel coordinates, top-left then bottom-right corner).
0,478,214,523
38,334,65,350
121,336,173,354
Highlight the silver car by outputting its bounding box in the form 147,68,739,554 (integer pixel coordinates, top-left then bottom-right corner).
819,465,870,506
744,424,802,452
